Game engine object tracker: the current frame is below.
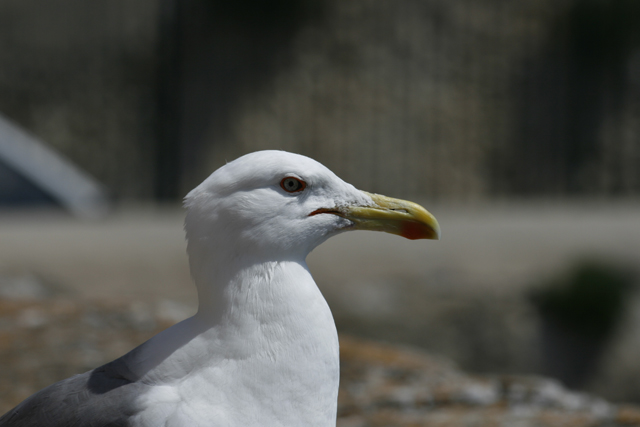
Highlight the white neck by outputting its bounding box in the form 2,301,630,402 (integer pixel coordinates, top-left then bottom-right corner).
124,258,340,426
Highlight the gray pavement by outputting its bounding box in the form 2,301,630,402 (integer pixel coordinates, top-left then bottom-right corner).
2,201,639,305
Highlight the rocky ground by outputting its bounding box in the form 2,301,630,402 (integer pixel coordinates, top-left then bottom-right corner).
1,297,640,427
3,204,640,402
2,203,640,425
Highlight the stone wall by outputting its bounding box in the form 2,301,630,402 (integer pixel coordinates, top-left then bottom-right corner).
0,0,159,199
1,0,639,200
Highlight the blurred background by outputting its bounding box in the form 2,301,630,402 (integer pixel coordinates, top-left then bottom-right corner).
1,0,640,410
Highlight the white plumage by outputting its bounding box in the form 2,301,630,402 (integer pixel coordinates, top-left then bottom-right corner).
0,150,439,427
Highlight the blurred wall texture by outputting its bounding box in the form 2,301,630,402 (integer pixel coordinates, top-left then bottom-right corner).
1,0,639,201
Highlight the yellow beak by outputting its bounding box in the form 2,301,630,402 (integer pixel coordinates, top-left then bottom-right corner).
312,192,440,240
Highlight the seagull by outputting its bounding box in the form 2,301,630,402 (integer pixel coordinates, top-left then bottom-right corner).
0,150,440,427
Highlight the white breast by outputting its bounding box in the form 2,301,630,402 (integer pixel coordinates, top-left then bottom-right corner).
128,261,340,427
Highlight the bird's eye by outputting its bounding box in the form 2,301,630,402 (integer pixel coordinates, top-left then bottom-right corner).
280,177,306,193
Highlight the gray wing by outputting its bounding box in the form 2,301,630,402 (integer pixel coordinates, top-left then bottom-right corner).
0,358,145,427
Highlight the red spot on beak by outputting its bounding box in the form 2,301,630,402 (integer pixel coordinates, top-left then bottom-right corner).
401,221,435,240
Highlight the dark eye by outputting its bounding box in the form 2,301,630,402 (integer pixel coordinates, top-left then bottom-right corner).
280,177,306,193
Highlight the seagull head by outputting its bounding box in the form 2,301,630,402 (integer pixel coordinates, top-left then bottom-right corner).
184,150,440,271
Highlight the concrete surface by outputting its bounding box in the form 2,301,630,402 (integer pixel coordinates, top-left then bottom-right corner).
2,201,639,301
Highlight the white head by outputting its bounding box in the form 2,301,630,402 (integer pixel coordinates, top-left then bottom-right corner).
184,150,370,266
184,150,439,285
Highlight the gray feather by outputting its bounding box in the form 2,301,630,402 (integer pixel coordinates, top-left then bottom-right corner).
0,358,144,427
